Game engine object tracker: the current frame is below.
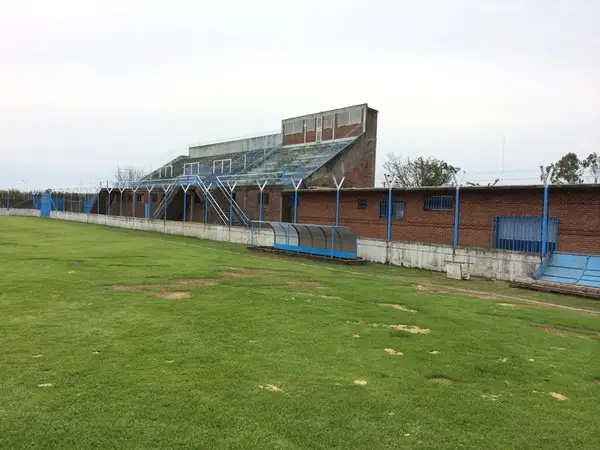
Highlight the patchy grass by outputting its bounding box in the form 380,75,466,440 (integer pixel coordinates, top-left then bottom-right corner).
0,217,599,449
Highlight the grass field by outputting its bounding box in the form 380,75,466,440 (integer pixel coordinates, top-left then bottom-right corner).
1,217,599,449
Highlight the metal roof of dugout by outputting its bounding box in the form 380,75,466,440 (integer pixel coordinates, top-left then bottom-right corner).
252,221,358,260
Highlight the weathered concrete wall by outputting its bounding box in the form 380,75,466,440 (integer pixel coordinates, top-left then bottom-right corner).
0,208,41,217
358,238,540,281
6,210,538,282
189,133,281,158
49,212,275,247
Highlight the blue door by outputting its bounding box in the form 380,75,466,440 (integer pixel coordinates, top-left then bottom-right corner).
41,192,51,217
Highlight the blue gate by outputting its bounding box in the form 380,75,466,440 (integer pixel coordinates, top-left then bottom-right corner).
41,192,51,217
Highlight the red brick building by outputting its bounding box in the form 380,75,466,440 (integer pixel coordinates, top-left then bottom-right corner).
289,184,600,254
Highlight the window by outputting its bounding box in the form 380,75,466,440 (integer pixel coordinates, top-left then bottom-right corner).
258,192,270,205
337,109,362,127
492,216,558,253
424,195,454,211
379,200,404,220
151,194,157,202
349,108,362,124
136,194,143,202
283,119,304,135
358,199,367,209
337,111,349,127
306,118,315,132
127,193,133,202
213,159,232,174
323,115,333,129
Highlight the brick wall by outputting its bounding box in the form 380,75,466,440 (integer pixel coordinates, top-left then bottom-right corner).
294,185,600,254
307,108,377,189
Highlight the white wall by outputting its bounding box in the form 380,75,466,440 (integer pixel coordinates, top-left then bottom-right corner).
3,210,538,282
0,208,41,217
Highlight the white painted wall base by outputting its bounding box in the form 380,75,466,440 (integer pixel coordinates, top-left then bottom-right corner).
1,209,540,282
0,208,41,217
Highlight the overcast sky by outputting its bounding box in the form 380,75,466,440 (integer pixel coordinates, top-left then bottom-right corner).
0,0,598,190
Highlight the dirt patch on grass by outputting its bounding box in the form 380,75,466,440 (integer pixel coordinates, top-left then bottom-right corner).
429,350,441,355
391,324,431,334
380,303,417,313
222,267,279,280
428,376,452,384
105,284,192,300
384,348,403,356
540,327,570,337
171,279,217,286
353,379,368,385
499,303,521,308
482,394,500,401
550,392,568,401
286,281,326,288
153,291,192,300
593,379,600,385
38,383,53,388
416,284,502,300
259,384,282,392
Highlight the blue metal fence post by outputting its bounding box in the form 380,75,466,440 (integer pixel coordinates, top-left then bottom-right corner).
540,165,554,257
294,191,298,224
204,191,208,224
164,187,168,221
229,191,233,226
292,178,302,224
541,184,550,256
146,187,152,221
183,187,188,223
453,184,460,248
97,191,100,216
132,188,137,218
333,175,345,227
119,191,123,217
257,180,267,227
106,191,110,215
387,187,392,241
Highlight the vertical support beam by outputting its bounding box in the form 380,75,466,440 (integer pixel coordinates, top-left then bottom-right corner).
146,186,153,220
190,191,194,222
453,179,460,249
182,185,190,223
333,175,345,226
162,185,168,222
540,166,554,256
385,175,397,241
291,178,302,224
256,180,267,227
226,181,237,227
106,188,113,216
119,189,124,217
132,187,139,218
97,188,100,216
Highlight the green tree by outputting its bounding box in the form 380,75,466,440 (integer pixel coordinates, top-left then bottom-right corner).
383,154,459,187
541,152,584,184
583,152,600,183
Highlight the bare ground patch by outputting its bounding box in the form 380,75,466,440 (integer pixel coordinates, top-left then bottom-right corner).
498,303,521,308
37,383,53,388
353,379,368,386
222,267,279,280
286,281,327,288
550,392,568,401
105,284,193,300
391,324,431,334
171,279,217,286
538,326,600,339
379,303,417,313
416,284,501,300
259,384,282,392
428,376,452,384
384,348,403,356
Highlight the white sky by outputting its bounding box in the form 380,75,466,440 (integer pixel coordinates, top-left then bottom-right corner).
0,0,598,190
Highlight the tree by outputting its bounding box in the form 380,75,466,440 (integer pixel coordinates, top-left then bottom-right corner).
383,154,459,187
541,152,584,184
114,166,146,186
583,152,600,184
